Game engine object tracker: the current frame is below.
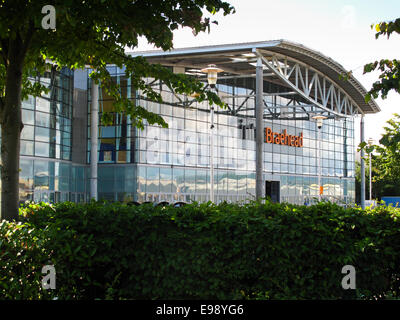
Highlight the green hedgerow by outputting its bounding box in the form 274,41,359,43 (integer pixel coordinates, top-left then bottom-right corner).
0,200,399,300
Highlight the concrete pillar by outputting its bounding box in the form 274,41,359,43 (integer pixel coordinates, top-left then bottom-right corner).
255,57,264,200
90,79,99,200
360,115,365,209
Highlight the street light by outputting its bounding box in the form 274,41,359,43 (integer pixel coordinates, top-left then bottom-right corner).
312,115,327,202
368,137,374,201
200,64,223,203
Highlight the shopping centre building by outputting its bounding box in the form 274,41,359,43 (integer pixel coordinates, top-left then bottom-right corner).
14,40,380,206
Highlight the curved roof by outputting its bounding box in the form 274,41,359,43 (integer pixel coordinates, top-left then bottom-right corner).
129,40,380,115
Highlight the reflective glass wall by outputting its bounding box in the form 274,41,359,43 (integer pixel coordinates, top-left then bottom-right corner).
131,74,355,205
3,64,356,207
16,68,87,204
88,67,356,205
87,66,134,165
87,67,136,201
21,69,73,160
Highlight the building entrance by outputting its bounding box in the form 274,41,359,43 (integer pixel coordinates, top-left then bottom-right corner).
266,181,280,203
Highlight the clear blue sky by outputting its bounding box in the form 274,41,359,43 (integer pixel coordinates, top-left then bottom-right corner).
137,0,400,144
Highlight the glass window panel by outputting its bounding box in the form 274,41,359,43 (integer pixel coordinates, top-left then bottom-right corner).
139,151,146,163
20,179,34,193
62,90,70,104
246,173,255,197
36,98,50,113
35,127,50,142
173,107,184,118
100,100,114,113
34,160,49,179
100,126,115,138
146,167,159,193
185,108,196,120
137,166,146,193
22,96,35,110
21,125,34,140
100,138,116,162
227,172,237,193
36,112,50,127
61,146,71,160
19,159,33,180
35,142,49,157
147,150,159,164
34,176,49,189
237,172,247,194
148,101,160,113
161,105,172,116
185,119,196,131
59,176,70,191
117,151,127,163
185,143,197,166
196,170,207,193
173,168,185,193
281,164,288,173
22,110,35,125
160,152,171,165
98,166,114,180
99,178,115,192
185,169,196,194
160,168,172,193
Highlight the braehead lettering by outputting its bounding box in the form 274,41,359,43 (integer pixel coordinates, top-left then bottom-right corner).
265,127,303,147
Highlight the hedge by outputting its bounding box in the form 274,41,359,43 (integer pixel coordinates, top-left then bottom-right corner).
1,200,400,299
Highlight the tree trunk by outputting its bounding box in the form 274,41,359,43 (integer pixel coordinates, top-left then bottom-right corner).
1,39,24,221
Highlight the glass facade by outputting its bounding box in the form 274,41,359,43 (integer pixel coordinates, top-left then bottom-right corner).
16,68,88,204
87,66,134,165
21,69,73,160
126,74,356,205
1,44,361,207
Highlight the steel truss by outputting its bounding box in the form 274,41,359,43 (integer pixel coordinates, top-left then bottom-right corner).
255,49,358,118
138,49,362,122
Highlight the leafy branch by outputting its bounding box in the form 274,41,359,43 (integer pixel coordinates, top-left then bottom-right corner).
363,18,400,102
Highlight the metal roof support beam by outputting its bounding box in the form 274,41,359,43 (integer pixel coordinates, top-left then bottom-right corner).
220,91,297,99
216,73,274,80
234,90,254,114
264,116,310,120
254,49,351,118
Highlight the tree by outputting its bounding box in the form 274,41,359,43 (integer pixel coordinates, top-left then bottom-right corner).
363,18,400,102
357,114,400,200
354,18,400,202
0,1,235,220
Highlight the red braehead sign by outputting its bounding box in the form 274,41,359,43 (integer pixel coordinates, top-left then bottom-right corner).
265,127,303,148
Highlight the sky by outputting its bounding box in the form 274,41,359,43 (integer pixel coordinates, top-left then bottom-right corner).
136,0,400,145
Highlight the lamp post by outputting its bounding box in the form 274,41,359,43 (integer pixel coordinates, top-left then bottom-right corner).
200,64,223,203
368,137,374,201
312,115,327,202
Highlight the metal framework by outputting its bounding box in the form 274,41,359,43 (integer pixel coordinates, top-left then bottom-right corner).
131,40,380,122
255,49,357,118
130,40,380,207
137,54,360,122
